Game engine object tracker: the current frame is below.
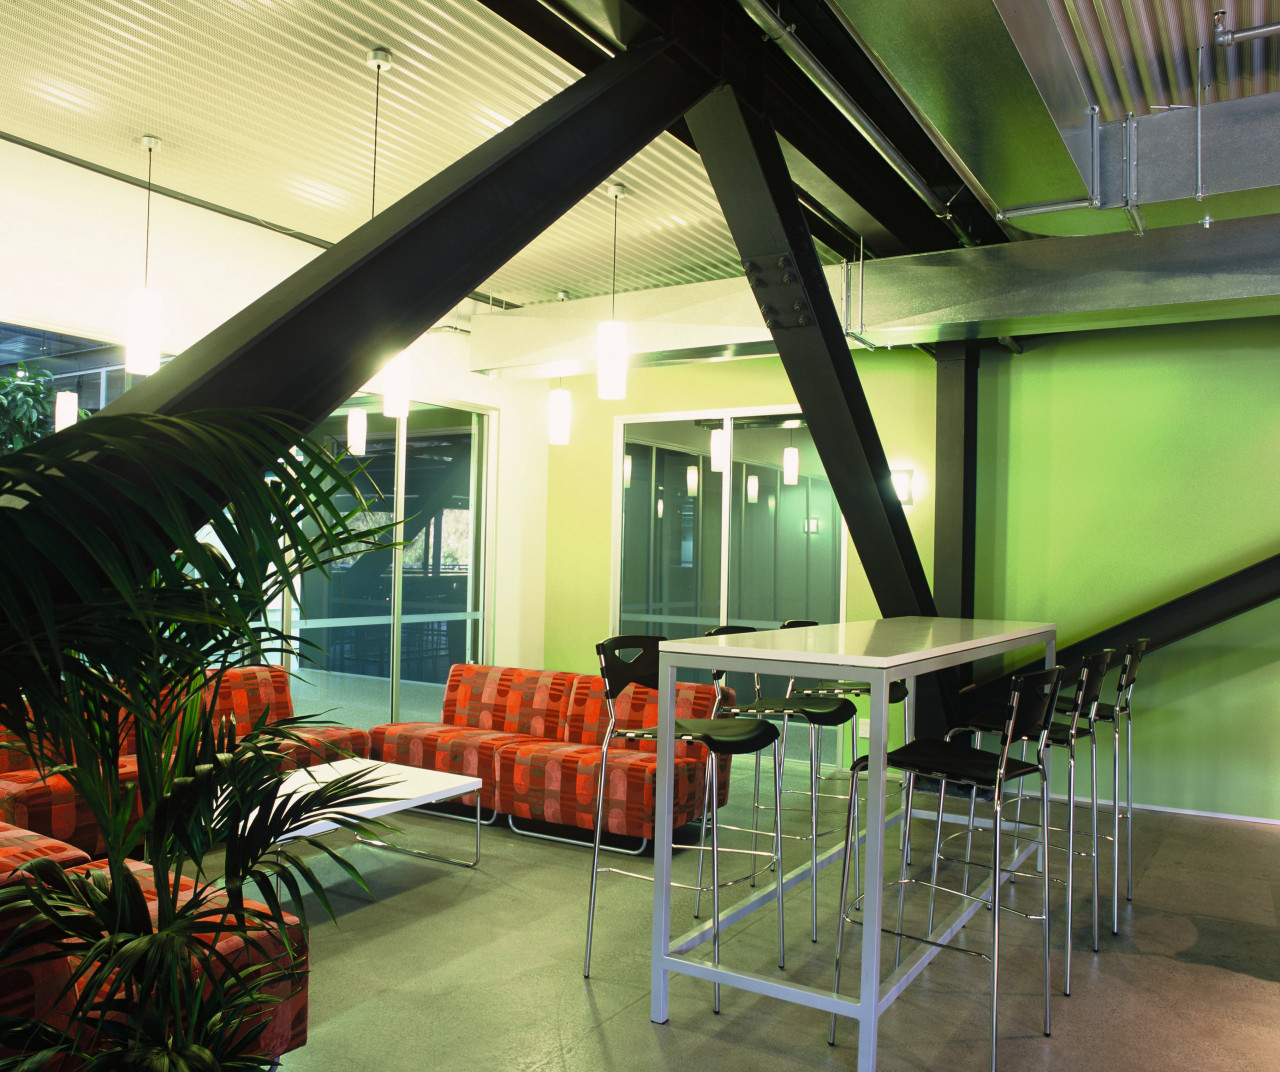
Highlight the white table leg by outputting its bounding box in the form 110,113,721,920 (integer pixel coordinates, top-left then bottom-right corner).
856,670,889,1069
650,656,678,1023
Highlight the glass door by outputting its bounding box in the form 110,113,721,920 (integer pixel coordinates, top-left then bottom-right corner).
618,419,724,641
290,396,485,728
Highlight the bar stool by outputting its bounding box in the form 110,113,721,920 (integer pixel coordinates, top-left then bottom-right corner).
830,664,1063,1072
584,635,784,1012
704,623,855,942
1063,638,1147,932
965,648,1113,995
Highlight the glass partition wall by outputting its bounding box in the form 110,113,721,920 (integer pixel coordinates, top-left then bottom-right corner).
620,414,843,726
287,395,486,729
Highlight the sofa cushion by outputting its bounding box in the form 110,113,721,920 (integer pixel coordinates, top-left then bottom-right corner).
369,724,525,810
278,725,372,770
0,822,90,886
0,859,307,1060
493,739,717,840
0,757,143,857
0,728,36,776
442,664,577,736
203,665,293,739
560,676,722,746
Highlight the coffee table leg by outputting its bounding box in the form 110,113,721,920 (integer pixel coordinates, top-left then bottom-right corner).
356,793,481,868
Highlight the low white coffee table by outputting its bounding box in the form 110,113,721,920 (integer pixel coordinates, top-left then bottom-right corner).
279,757,482,868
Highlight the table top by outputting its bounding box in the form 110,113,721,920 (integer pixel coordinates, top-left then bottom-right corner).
659,616,1055,671
277,757,481,839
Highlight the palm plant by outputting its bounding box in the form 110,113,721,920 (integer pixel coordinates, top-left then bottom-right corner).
0,409,400,1070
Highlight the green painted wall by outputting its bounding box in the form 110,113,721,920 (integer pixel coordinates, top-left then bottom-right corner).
976,317,1280,819
543,317,1280,820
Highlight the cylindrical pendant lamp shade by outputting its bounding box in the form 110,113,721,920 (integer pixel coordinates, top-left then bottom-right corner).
597,320,628,399
346,408,368,456
125,286,163,376
782,445,800,485
54,391,78,431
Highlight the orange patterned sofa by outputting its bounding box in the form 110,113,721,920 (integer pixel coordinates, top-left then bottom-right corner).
0,665,368,857
369,663,732,844
0,821,307,1063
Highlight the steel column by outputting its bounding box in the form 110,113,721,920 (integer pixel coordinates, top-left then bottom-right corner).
687,84,938,619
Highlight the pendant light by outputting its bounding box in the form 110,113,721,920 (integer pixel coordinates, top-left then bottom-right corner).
347,407,368,456
782,428,800,486
597,183,629,399
548,382,572,445
54,390,79,431
686,464,699,497
126,135,163,376
709,427,729,472
366,46,410,419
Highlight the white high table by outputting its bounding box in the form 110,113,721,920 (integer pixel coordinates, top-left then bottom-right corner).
649,616,1056,1068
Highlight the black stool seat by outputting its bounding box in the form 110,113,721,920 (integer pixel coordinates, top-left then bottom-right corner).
620,716,781,756
886,737,1039,788
799,680,910,705
736,693,855,727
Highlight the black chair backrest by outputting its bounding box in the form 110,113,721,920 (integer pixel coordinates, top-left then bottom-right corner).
1004,665,1064,746
703,625,756,696
781,619,818,629
596,635,665,702
1066,648,1115,727
1118,638,1148,695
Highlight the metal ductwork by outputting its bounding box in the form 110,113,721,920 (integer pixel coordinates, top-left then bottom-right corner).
735,0,980,248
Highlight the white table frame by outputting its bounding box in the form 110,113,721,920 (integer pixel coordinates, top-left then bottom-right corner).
280,757,483,868
649,617,1056,1069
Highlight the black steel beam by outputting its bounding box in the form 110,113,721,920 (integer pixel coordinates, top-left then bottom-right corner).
957,552,1280,717
102,38,715,432
933,340,980,623
687,83,959,732
688,84,934,617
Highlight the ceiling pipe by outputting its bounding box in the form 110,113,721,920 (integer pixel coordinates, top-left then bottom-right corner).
1213,9,1280,45
735,0,979,247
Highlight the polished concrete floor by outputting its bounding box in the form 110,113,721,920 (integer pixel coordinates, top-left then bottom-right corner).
277,769,1280,1072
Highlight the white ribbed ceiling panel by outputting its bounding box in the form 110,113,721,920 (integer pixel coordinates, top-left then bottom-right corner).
0,0,742,305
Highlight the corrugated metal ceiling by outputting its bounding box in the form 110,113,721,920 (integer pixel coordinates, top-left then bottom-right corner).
0,0,741,307
1050,0,1280,119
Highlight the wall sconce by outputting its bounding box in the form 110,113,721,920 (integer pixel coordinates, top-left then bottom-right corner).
891,469,914,505
624,453,632,488
767,493,777,514
686,464,699,497
54,391,79,431
709,427,729,472
346,408,367,456
746,474,759,503
547,386,571,445
656,495,664,519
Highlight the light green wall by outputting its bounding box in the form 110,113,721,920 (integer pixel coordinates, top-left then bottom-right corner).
543,351,939,671
976,317,1280,819
544,318,1280,819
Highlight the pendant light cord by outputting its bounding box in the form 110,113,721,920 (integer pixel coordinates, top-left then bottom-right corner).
143,146,153,288
610,190,618,320
371,64,382,219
